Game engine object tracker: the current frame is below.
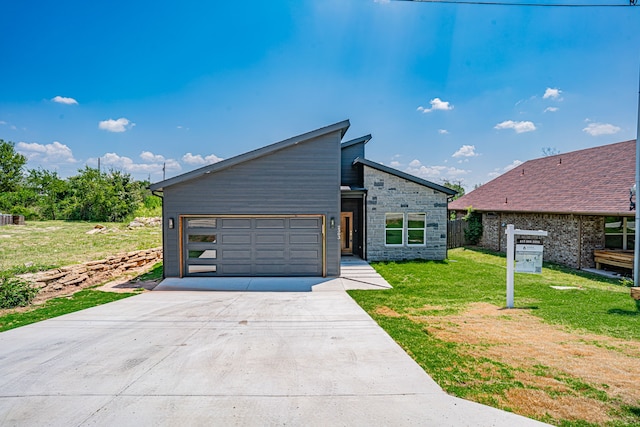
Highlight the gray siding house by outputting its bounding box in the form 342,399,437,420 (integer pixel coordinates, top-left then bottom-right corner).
150,120,456,278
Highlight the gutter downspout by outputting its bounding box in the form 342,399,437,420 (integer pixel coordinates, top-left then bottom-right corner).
150,189,165,279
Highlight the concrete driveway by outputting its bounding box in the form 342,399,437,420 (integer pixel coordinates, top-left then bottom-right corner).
0,289,550,426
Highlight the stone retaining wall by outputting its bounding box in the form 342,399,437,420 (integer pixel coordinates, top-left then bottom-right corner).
19,247,162,297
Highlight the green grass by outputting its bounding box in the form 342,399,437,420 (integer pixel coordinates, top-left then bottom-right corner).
348,248,640,426
0,220,162,273
352,248,638,340
0,289,135,332
136,262,163,281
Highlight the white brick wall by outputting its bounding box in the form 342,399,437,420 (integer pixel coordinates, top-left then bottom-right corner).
364,166,449,261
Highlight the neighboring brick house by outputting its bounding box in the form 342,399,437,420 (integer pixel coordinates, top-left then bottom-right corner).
449,140,637,269
150,120,457,278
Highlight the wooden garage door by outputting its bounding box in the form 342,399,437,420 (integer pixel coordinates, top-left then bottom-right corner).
182,216,324,277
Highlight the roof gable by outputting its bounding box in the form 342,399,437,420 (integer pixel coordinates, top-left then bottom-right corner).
341,134,371,150
449,140,636,215
355,157,457,196
150,120,350,191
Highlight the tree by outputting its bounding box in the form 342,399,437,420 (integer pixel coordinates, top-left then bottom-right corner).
64,167,143,222
443,180,465,200
542,147,560,157
25,168,68,220
0,139,27,193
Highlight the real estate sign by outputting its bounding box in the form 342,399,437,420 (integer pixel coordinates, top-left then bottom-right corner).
515,241,543,274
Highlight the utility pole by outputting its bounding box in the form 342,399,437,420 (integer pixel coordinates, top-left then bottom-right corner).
635,68,640,287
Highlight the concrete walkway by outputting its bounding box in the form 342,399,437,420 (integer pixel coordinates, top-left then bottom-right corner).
154,257,393,292
0,290,549,426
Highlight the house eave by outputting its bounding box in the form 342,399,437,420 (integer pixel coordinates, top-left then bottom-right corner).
354,157,457,196
448,207,635,217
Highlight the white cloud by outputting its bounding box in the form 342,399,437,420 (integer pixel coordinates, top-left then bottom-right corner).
182,152,224,165
543,88,562,100
90,152,182,175
417,98,454,113
544,107,559,113
98,117,135,133
16,141,77,163
438,129,449,135
0,120,17,130
140,151,166,162
390,161,401,168
404,159,469,181
452,145,478,158
488,159,523,178
494,120,536,133
583,122,621,136
51,96,78,105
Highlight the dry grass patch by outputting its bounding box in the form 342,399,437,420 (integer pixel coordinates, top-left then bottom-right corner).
415,302,640,423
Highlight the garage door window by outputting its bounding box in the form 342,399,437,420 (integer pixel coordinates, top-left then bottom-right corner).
188,234,217,243
187,218,217,228
188,249,217,259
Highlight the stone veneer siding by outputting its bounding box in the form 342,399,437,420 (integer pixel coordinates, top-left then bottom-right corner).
364,166,449,261
479,212,607,269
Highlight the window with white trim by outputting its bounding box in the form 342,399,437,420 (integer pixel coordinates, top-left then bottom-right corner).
385,213,428,246
407,213,426,246
385,213,404,246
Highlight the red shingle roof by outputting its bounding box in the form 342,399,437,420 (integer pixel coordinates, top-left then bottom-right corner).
449,140,637,215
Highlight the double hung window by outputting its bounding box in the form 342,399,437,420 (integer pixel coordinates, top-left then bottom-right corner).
385,213,426,246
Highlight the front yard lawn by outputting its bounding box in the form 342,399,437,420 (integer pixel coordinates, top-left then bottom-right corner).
349,248,640,427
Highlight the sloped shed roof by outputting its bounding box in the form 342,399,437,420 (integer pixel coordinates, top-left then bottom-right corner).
150,120,350,192
354,157,457,196
449,139,636,216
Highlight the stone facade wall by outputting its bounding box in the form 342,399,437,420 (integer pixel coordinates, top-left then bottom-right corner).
479,212,606,269
364,166,449,261
19,247,162,297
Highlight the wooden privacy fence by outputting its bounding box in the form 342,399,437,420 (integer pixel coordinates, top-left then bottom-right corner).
0,214,23,226
447,219,468,249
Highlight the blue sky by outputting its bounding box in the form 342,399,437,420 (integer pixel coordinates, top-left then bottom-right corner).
1,0,639,190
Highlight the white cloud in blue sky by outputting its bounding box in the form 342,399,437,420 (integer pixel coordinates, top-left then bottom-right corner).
452,145,478,158
417,98,454,113
583,122,621,136
51,96,78,105
16,141,77,164
543,88,562,100
488,159,523,178
494,120,536,134
91,152,181,174
182,153,224,166
98,118,135,133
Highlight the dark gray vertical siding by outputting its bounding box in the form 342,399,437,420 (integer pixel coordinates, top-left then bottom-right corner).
162,131,342,277
341,142,364,186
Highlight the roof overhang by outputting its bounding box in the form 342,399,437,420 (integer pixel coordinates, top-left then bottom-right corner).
354,157,457,196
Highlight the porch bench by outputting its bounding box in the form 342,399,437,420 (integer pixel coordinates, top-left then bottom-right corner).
594,249,634,272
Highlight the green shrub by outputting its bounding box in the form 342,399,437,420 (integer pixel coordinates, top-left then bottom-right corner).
463,208,483,245
0,277,39,309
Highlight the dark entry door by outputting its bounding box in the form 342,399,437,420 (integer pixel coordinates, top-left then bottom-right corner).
340,212,353,255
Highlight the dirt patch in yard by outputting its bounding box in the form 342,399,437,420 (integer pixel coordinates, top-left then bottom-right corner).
409,302,640,424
